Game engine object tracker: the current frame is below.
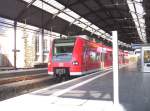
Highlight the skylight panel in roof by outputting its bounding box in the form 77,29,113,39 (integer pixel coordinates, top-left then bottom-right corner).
128,1,134,11
33,1,59,14
73,21,79,25
74,21,87,29
96,31,101,36
64,9,81,19
105,33,110,37
90,24,99,30
96,31,103,36
43,3,59,14
86,27,93,32
94,31,100,36
80,18,91,26
97,31,103,35
91,29,96,34
98,32,104,36
103,34,107,38
142,33,146,36
22,0,32,3
136,5,144,15
45,0,65,10
101,34,106,38
57,13,75,23
130,12,137,19
99,29,105,34
33,0,43,9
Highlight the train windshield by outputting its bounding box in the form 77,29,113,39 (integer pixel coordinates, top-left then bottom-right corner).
52,38,75,62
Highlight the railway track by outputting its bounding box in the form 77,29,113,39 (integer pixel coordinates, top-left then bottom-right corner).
0,73,66,101
0,73,49,85
0,69,98,101
0,63,120,102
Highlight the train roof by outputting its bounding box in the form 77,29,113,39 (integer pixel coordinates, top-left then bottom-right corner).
54,35,89,40
54,35,103,46
53,35,90,43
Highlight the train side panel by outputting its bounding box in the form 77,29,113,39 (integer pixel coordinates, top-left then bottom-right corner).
48,35,129,77
70,37,84,75
84,41,101,73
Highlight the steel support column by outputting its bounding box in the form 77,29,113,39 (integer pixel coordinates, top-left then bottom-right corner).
14,21,17,69
40,0,44,63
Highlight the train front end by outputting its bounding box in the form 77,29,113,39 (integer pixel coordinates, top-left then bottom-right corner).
48,37,82,77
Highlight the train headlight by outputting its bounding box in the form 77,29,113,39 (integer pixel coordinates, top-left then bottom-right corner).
72,61,79,65
48,62,51,66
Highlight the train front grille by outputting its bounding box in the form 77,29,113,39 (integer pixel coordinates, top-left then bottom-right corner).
54,67,69,75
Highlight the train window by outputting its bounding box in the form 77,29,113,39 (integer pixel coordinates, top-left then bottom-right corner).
52,41,75,62
90,50,97,62
83,47,88,63
55,46,74,54
96,53,100,61
110,53,112,60
54,41,75,55
101,53,105,62
52,46,73,62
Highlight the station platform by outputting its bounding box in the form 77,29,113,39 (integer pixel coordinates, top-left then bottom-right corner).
0,64,150,111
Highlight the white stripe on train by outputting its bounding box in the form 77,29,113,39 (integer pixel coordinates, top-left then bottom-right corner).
48,67,113,75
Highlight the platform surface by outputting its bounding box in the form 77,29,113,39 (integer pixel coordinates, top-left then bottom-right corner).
0,64,150,111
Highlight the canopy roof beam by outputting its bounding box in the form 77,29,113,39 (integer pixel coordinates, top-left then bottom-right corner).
15,0,37,21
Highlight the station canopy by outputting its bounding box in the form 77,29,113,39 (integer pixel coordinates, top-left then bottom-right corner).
0,0,148,46
143,0,150,42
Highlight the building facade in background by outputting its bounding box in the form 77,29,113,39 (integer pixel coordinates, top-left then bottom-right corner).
0,17,61,68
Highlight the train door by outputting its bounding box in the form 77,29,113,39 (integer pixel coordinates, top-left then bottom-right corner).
83,45,88,72
101,48,106,69
106,51,112,67
118,51,122,65
101,52,105,70
97,46,102,70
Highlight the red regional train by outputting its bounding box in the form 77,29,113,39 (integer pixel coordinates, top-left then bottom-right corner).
48,35,128,78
